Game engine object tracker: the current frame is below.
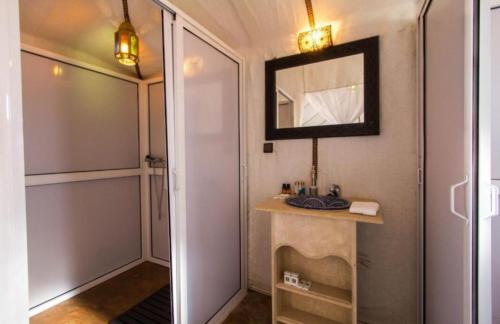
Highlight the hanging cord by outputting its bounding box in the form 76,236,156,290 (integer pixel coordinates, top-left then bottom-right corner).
135,64,143,80
305,0,316,29
152,160,165,220
121,0,143,79
122,0,130,21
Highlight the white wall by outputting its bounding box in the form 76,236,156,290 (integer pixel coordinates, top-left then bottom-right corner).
244,11,418,324
0,0,30,322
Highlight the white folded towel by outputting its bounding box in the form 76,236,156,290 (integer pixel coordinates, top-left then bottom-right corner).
349,201,380,216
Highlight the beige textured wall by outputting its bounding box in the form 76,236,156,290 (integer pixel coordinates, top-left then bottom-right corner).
245,22,418,324
164,1,418,322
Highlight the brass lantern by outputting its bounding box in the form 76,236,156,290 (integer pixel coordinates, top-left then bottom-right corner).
297,0,333,53
115,20,139,66
298,25,333,53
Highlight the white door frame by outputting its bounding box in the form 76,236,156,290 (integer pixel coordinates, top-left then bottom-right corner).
155,1,248,323
0,0,30,322
478,1,494,323
417,0,479,323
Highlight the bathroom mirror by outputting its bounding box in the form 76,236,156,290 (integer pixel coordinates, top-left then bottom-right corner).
265,36,379,140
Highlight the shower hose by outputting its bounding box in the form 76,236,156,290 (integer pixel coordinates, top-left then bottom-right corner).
152,161,165,220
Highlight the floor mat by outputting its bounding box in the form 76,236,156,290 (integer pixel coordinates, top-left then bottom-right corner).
109,285,171,324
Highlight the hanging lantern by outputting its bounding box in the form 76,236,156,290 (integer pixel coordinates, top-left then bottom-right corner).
115,20,139,66
297,0,333,53
298,25,333,53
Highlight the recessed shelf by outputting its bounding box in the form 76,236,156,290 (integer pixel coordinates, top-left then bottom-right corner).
276,280,352,309
277,307,343,324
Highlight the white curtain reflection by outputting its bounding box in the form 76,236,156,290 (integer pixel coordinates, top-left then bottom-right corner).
300,84,364,126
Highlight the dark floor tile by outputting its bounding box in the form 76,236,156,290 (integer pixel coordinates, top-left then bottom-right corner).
223,291,272,324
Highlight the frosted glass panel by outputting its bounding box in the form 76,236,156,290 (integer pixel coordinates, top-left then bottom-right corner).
21,51,140,175
184,30,240,324
149,82,167,159
151,175,170,261
26,177,141,308
425,0,467,322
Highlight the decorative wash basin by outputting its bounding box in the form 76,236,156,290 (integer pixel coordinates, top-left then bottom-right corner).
286,195,351,210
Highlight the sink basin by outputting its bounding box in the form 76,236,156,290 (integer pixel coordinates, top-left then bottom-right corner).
286,195,351,210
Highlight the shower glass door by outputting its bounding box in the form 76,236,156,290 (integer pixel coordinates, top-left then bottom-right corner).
170,24,242,324
184,29,241,324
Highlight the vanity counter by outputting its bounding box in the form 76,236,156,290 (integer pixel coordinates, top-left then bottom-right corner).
255,197,384,224
257,196,383,324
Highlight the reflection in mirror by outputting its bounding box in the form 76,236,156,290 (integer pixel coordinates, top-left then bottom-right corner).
275,54,364,129
276,88,295,128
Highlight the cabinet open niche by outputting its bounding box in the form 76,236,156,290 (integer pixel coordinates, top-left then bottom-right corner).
274,245,354,324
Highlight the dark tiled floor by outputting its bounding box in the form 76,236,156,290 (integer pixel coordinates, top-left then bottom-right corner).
30,261,271,324
223,290,272,324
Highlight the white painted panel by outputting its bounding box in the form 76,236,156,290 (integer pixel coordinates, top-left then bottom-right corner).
149,82,167,160
183,29,241,324
479,1,493,322
21,51,140,175
26,177,141,308
492,9,500,181
492,9,500,322
492,181,500,324
151,174,170,261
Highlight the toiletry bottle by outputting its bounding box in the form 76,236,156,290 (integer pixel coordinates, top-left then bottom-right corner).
294,181,300,195
299,181,306,196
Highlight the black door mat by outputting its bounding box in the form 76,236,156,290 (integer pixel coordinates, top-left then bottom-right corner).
110,285,171,324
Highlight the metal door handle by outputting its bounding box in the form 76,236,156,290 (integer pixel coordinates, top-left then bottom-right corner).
450,176,468,223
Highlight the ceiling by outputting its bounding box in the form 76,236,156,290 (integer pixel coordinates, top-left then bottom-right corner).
19,0,419,78
169,0,419,56
19,0,164,79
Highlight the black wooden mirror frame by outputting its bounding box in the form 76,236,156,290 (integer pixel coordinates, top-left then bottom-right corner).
265,36,380,140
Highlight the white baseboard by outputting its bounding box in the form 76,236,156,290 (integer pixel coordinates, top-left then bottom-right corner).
148,256,170,268
28,258,145,317
207,289,247,324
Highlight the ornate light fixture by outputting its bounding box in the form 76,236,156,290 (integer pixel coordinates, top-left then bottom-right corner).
298,0,333,53
115,0,139,66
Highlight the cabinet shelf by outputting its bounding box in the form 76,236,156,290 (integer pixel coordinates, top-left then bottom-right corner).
276,280,352,309
277,307,343,324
